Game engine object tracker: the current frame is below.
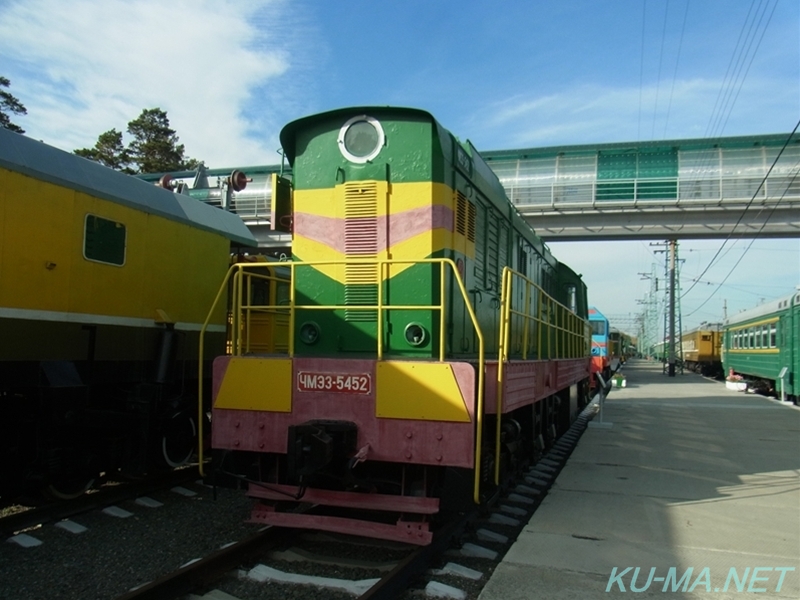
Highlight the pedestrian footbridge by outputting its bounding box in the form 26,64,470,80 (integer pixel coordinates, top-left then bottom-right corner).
142,133,800,245
482,133,800,240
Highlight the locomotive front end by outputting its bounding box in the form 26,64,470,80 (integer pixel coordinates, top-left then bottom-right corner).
210,108,482,545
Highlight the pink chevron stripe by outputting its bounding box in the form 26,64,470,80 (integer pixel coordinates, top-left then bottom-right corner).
294,204,454,253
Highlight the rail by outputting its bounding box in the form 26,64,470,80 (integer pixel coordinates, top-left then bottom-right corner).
198,258,486,503
495,267,589,482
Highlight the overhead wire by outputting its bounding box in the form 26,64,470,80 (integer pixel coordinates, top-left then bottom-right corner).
637,0,647,141
680,119,800,300
691,0,779,176
683,157,800,317
705,0,779,140
651,0,671,139
662,0,690,138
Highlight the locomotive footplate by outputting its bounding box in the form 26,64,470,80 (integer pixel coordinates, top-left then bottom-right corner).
250,503,433,545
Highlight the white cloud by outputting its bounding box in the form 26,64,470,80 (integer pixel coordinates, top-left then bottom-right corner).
477,77,799,149
0,0,293,166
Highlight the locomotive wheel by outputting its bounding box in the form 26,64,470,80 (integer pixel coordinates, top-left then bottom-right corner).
159,411,197,468
44,475,96,500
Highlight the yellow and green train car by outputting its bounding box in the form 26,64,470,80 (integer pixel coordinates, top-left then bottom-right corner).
722,291,799,402
209,107,591,544
0,126,255,498
681,326,723,377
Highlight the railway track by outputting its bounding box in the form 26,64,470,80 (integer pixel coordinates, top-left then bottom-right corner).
2,402,597,600
105,402,598,600
1,466,200,538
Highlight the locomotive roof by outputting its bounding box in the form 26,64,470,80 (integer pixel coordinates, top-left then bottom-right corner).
280,106,559,270
588,306,608,321
0,127,256,246
279,106,436,165
724,289,800,327
682,324,723,335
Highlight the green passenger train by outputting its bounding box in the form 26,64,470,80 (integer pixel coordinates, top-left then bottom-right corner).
207,107,592,544
722,289,800,403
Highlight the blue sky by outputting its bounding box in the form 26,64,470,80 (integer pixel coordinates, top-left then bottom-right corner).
1,0,798,337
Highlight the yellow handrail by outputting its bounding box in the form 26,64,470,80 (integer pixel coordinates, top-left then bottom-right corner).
494,266,589,484
196,266,237,477
197,258,486,501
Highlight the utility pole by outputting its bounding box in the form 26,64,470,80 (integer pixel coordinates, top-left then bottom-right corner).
668,239,677,377
638,265,659,358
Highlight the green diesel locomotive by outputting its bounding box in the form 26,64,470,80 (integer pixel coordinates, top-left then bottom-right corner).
208,107,592,544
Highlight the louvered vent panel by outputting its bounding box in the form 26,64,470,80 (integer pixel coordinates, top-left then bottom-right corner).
487,215,499,290
466,201,476,242
343,182,379,322
455,191,467,236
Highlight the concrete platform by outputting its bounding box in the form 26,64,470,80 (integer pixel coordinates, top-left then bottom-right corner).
478,360,800,600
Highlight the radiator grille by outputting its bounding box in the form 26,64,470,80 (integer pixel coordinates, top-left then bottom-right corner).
343,182,379,322
455,190,476,242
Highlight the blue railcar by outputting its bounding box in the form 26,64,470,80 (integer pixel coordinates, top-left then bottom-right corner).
588,306,611,383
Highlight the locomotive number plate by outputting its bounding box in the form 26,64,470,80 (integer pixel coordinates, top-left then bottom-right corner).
297,371,372,394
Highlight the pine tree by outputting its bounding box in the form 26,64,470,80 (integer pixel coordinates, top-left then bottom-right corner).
126,108,195,174
74,129,132,172
0,76,27,134
75,108,199,174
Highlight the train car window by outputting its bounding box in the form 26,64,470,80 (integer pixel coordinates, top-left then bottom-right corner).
84,214,126,266
770,324,777,348
762,326,769,348
590,320,606,335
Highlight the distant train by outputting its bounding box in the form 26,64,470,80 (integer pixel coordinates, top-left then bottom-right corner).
206,106,592,545
681,325,723,377
609,327,636,366
0,126,254,498
588,307,611,383
722,291,799,403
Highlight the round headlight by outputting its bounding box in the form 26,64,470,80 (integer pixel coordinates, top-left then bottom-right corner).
299,322,320,345
338,115,384,163
404,323,428,347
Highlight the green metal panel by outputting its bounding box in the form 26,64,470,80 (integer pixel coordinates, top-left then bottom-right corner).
637,148,678,178
596,148,678,201
292,261,441,358
289,117,435,190
597,152,637,180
